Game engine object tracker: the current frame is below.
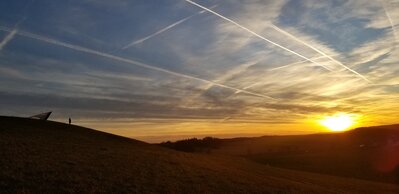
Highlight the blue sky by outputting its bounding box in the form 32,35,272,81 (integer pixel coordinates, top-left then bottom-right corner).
1,0,399,142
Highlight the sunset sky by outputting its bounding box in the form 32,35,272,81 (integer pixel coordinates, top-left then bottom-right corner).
1,0,398,142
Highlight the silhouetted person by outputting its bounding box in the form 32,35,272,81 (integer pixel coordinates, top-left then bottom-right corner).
69,117,71,125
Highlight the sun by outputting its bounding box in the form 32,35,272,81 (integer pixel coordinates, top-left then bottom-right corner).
319,113,355,132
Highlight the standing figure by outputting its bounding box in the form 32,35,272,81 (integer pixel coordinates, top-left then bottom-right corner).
69,117,71,125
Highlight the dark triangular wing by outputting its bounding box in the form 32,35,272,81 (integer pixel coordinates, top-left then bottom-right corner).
29,112,52,120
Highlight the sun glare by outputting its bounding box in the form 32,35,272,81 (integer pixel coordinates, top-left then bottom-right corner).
319,113,355,132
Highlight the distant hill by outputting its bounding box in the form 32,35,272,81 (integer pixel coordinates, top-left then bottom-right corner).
162,124,399,184
0,116,398,193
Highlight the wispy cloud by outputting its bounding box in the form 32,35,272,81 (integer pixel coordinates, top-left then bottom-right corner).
0,26,275,100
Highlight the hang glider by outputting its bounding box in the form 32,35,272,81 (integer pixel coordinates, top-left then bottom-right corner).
29,111,52,120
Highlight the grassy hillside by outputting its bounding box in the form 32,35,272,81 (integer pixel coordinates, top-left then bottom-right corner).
0,116,398,193
203,125,399,184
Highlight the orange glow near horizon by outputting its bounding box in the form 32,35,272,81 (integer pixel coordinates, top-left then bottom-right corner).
319,113,356,132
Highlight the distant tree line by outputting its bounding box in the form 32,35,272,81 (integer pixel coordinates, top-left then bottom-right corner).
159,137,221,153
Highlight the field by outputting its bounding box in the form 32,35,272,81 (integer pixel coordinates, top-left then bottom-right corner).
1,116,398,193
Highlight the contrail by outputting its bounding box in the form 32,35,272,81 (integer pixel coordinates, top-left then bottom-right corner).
201,61,257,92
123,16,194,49
267,55,328,71
380,0,398,43
184,0,333,72
123,5,218,49
0,26,275,100
240,55,330,91
268,24,371,83
0,29,17,51
1,18,30,51
182,61,259,106
0,1,31,52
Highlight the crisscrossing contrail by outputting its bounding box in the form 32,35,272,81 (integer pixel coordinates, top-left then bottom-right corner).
184,0,333,71
185,0,372,83
269,24,371,83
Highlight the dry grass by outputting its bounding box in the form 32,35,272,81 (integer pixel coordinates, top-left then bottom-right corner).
0,116,398,193
211,127,399,184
